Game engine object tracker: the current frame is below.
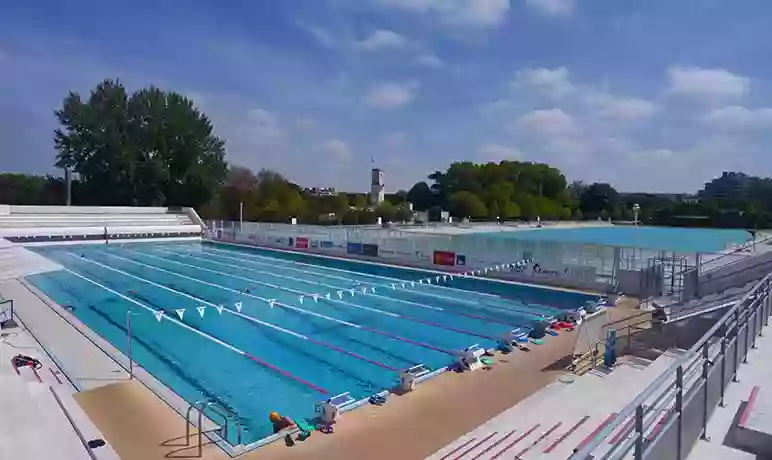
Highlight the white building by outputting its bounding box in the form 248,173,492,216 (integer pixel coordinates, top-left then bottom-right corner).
370,168,385,206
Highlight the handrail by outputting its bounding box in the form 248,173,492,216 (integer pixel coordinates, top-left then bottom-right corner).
0,298,13,324
571,268,772,460
185,399,242,457
48,386,99,460
697,234,772,275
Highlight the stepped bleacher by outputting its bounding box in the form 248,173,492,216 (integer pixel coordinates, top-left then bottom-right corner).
0,205,203,243
428,351,690,460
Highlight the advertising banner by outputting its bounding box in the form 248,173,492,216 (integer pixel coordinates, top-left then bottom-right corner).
296,237,309,249
455,254,466,266
347,242,363,255
320,240,334,249
361,243,379,257
414,250,430,262
274,236,290,246
433,250,456,266
310,239,319,248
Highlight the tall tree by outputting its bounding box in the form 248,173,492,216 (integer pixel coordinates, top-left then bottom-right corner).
54,79,227,207
406,181,434,211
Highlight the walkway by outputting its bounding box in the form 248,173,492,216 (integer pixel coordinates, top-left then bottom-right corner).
0,278,127,390
687,330,772,460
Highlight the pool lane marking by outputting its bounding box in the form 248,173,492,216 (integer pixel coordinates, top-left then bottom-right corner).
125,250,500,342
60,266,329,394
98,252,453,355
201,245,508,298
153,248,528,329
69,253,398,372
198,246,562,317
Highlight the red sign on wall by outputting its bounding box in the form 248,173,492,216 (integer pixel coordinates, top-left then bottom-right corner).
433,250,456,266
295,237,309,249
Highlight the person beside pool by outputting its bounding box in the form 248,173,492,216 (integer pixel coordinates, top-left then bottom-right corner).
269,412,296,434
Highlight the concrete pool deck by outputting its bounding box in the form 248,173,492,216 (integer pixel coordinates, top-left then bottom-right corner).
70,326,581,460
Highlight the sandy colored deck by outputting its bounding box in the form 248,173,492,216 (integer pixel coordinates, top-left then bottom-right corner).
74,329,577,460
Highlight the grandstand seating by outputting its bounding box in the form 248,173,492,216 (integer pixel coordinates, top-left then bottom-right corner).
0,205,203,243
428,351,686,460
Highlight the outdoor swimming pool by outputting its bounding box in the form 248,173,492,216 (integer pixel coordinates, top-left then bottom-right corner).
26,241,594,444
480,226,752,253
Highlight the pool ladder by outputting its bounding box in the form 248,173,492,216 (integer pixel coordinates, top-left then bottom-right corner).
185,399,242,457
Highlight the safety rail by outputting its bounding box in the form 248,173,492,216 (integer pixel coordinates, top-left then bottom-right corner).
0,298,13,326
570,269,772,460
571,280,760,375
184,399,242,457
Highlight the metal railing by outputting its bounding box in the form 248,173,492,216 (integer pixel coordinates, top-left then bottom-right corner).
184,399,242,457
570,270,772,460
0,298,13,325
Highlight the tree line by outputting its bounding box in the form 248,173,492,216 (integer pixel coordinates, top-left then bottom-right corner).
2,79,772,229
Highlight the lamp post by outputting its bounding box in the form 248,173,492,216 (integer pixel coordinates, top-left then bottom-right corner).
632,203,640,227
126,310,139,380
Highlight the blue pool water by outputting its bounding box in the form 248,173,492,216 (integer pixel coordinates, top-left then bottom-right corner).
27,241,594,443
479,226,752,253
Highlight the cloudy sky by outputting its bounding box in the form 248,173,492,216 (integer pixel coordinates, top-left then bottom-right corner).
2,0,772,193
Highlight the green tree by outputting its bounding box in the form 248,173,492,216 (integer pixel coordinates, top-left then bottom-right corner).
406,181,435,211
449,191,488,219
54,79,227,207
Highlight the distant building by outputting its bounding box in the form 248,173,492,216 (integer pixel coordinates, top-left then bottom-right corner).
370,168,385,206
304,187,337,196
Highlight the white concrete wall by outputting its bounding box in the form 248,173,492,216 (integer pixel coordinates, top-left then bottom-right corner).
9,205,169,215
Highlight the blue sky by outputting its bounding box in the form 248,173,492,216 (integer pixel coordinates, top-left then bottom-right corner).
2,0,772,193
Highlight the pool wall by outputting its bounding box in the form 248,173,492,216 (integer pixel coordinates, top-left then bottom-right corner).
207,221,761,299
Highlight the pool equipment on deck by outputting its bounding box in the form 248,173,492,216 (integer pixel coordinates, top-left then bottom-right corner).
556,310,584,326
455,344,486,371
399,364,431,392
316,392,356,424
498,329,528,352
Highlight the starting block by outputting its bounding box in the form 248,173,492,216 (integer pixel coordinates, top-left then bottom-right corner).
399,364,431,392
316,392,355,424
455,344,486,371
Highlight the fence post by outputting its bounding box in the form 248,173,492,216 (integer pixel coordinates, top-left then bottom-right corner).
634,404,644,460
733,308,741,383
676,365,684,460
744,307,750,364
719,333,727,407
700,342,710,440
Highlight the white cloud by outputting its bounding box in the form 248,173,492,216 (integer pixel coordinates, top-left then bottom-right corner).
525,0,575,16
477,143,523,162
703,106,772,130
515,108,580,137
316,139,353,161
667,66,750,104
357,30,409,50
589,93,657,121
377,0,510,28
364,83,416,109
513,67,574,100
416,54,444,68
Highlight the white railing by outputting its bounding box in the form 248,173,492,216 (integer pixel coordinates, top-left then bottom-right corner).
571,270,772,460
